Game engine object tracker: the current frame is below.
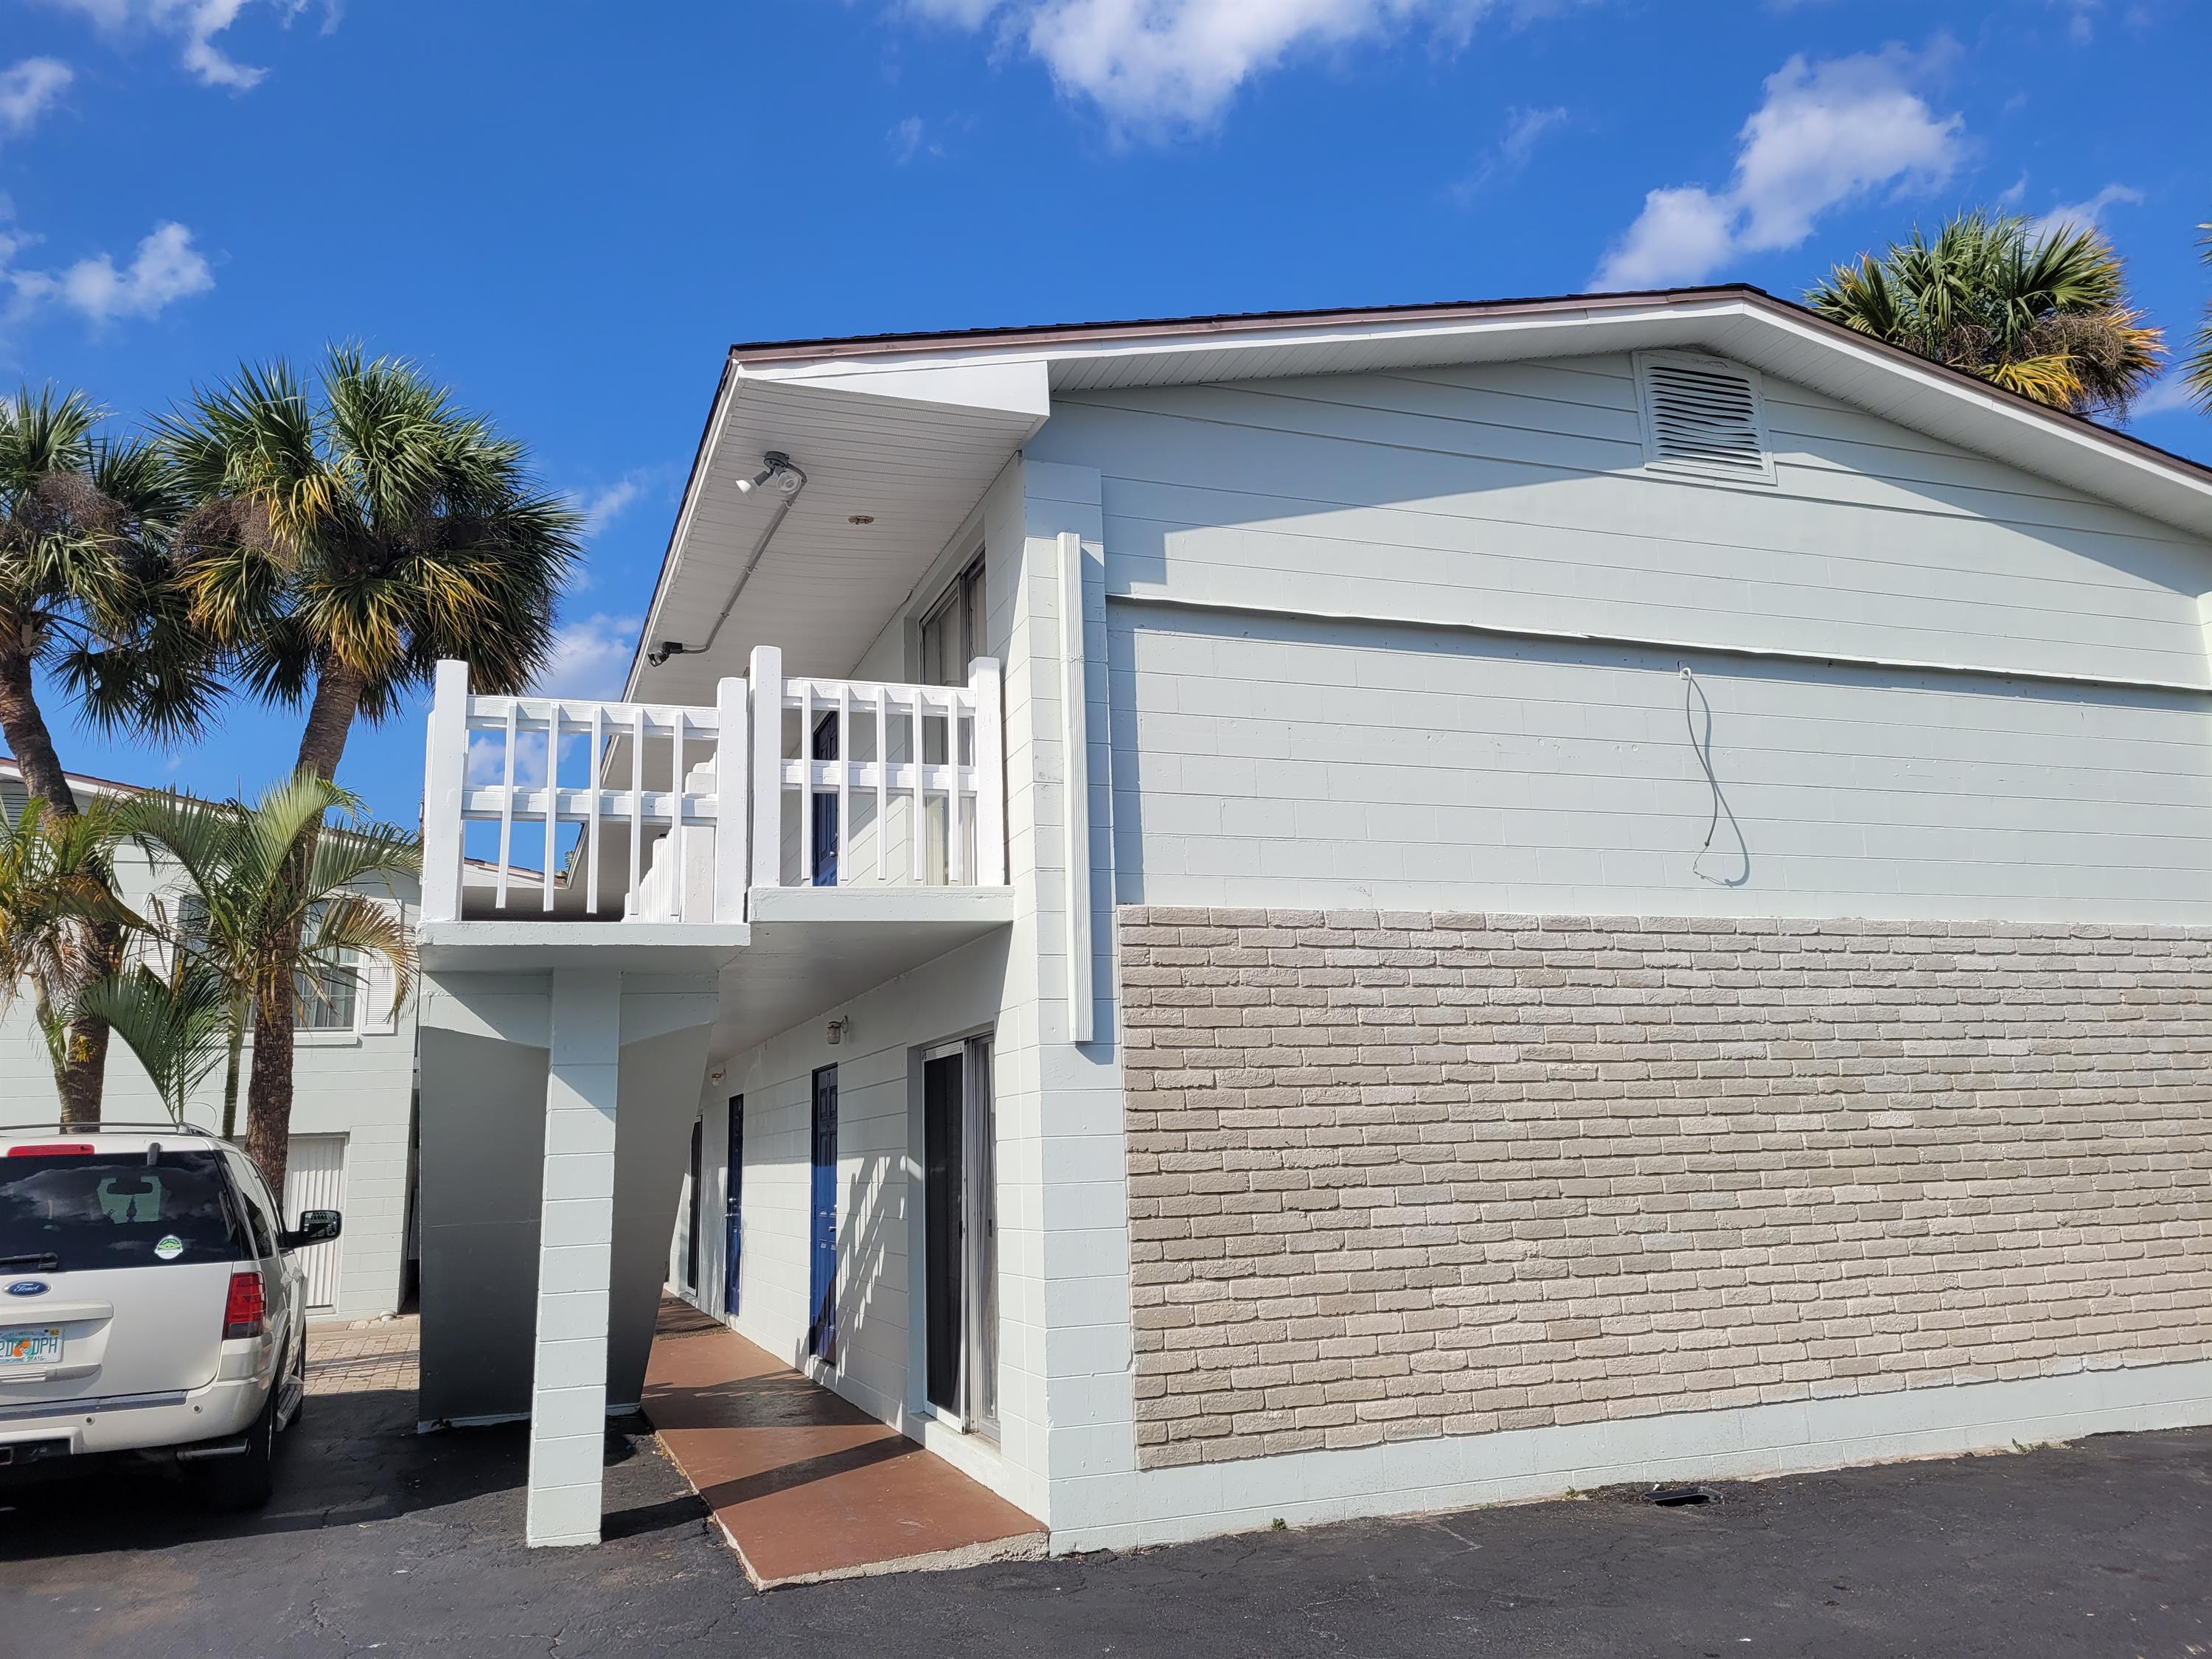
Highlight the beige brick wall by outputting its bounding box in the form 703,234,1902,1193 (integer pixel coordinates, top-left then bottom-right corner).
1119,907,2212,1469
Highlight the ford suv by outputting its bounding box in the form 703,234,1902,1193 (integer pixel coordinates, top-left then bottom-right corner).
0,1123,339,1509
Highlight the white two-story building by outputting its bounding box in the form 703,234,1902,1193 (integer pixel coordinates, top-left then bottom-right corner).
0,759,420,1321
409,286,2212,1551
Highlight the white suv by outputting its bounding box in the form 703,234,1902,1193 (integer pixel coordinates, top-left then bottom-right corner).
0,1123,339,1509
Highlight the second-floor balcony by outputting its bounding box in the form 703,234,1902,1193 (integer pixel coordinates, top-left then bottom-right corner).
417,644,1011,972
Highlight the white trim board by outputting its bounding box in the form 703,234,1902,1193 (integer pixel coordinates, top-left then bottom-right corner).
1044,1357,2212,1554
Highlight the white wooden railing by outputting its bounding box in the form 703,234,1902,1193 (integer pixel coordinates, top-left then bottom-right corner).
748,645,1005,893
419,650,1004,925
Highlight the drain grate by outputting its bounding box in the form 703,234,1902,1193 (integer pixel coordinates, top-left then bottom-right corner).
1645,1484,1721,1508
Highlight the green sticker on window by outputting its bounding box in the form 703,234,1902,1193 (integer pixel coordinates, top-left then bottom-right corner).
154,1234,184,1261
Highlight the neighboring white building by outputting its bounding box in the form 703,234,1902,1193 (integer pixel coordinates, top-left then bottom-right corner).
408,286,2212,1551
0,758,421,1321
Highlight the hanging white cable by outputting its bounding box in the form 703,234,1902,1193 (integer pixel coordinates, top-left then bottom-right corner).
1681,667,1747,887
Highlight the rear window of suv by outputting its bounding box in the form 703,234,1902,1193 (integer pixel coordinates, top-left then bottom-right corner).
0,1150,246,1272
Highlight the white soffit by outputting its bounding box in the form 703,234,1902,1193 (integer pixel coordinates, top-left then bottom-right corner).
628,364,1047,706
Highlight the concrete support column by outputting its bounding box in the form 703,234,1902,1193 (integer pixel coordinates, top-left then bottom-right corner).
526,967,622,1547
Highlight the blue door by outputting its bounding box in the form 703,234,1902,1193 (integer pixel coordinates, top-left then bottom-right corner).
807,1066,838,1362
811,712,839,888
723,1096,744,1320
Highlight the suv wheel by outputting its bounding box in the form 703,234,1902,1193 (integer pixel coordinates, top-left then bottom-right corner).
280,1332,307,1432
193,1374,279,1512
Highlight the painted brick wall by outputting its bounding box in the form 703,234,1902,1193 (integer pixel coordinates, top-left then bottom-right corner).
1118,905,2212,1469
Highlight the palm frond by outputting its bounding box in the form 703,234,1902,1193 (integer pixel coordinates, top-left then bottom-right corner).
74,961,232,1123
1804,209,2166,418
117,770,417,1051
0,795,141,1026
159,345,582,728
2185,222,2212,416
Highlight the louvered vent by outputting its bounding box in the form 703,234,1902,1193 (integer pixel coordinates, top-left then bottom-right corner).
1635,352,1774,484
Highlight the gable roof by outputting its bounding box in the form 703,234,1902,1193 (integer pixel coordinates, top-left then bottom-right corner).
724,284,2212,543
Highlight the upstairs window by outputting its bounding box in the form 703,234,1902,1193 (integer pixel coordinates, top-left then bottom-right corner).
919,556,986,689
1634,351,1775,485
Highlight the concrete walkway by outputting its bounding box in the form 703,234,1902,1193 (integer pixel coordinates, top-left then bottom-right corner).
642,1300,1044,1587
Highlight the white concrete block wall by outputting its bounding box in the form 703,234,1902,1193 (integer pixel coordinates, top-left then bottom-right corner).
1102,611,2212,922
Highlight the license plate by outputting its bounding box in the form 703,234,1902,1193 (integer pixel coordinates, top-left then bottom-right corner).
0,1327,62,1366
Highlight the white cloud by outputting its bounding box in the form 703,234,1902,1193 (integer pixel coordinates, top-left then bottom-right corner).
10,220,214,324
43,0,329,91
0,58,74,135
1592,45,1965,290
2053,0,2099,43
2027,181,2142,241
909,0,1536,132
1447,102,1567,201
535,613,642,703
571,475,646,537
5,220,214,328
888,114,947,164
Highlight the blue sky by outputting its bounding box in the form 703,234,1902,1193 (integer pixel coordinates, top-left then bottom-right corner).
4,0,2208,824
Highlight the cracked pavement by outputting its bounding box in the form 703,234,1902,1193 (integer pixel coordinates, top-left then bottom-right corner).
0,1351,2208,1657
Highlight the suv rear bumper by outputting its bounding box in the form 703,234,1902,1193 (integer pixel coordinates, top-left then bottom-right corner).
0,1368,268,1464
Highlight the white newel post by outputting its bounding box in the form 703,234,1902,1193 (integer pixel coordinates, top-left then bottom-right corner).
527,967,622,1548
420,658,470,924
970,655,1007,887
748,646,782,898
713,675,748,923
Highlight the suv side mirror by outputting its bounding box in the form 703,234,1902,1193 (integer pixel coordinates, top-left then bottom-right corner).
281,1208,342,1251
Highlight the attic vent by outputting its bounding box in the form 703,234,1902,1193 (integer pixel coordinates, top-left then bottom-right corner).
1635,352,1775,484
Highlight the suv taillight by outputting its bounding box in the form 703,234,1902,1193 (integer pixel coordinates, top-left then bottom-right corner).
223,1269,265,1340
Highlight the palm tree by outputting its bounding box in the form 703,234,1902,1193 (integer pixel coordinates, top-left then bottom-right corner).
2,385,220,1133
0,386,220,1124
2185,222,2212,415
1807,212,2166,420
0,795,142,1114
115,771,418,1186
159,349,574,1188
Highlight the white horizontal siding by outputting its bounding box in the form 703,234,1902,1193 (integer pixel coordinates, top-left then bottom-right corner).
1107,608,2212,923
1025,354,2212,690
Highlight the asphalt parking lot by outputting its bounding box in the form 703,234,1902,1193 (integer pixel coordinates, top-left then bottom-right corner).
0,1324,2207,1658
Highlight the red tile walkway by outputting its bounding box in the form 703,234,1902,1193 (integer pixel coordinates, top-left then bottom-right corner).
642,1299,1045,1588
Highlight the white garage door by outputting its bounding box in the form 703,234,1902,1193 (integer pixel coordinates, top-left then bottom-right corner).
284,1135,349,1312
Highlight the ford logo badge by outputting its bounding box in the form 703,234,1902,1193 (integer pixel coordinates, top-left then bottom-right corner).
6,1281,49,1297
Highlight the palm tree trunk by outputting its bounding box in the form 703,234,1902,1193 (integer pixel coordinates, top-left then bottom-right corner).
296,656,367,783
0,647,80,816
244,653,368,1193
220,1001,247,1141
0,642,111,1128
